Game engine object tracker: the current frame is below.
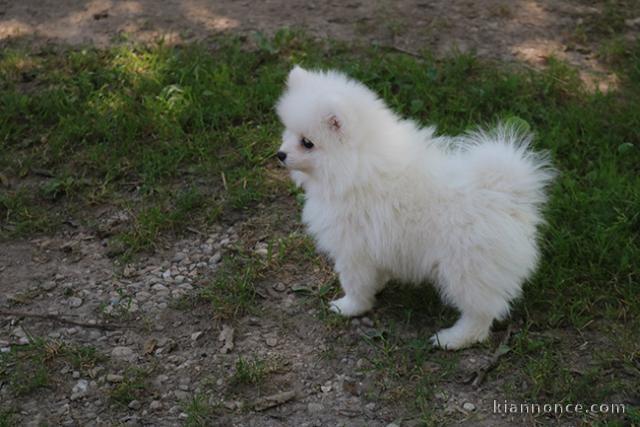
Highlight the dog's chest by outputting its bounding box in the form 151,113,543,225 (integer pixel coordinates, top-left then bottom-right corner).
302,194,386,254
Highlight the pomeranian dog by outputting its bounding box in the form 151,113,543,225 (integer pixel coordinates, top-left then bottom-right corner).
275,66,554,349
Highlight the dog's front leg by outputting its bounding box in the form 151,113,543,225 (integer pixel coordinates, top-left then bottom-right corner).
329,261,380,317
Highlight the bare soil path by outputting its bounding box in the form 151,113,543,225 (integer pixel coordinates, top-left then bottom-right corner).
2,0,638,88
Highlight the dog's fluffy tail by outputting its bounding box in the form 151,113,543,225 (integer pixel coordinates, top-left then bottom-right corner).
455,123,556,215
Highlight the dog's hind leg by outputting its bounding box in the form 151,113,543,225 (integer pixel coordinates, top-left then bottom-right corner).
429,311,493,350
329,261,383,317
429,254,518,349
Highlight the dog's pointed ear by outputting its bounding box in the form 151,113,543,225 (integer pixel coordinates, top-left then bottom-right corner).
323,96,348,135
287,66,309,87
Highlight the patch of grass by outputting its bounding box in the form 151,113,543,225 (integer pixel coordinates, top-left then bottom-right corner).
599,36,631,66
0,338,104,396
628,407,640,425
491,323,639,424
266,231,319,266
354,318,463,422
7,286,43,305
0,407,17,427
1,38,290,242
199,252,260,319
1,351,49,397
310,276,348,328
571,1,640,70
116,187,209,257
577,0,640,41
64,345,104,371
0,189,56,235
196,230,325,319
230,356,268,386
183,394,220,427
109,367,151,405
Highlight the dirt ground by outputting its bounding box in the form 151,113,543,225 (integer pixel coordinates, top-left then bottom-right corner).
1,209,594,427
1,0,639,88
1,1,638,426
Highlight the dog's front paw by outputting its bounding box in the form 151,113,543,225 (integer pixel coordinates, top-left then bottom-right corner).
329,296,372,317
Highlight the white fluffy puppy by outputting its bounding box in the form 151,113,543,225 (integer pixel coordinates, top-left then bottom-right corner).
276,67,554,350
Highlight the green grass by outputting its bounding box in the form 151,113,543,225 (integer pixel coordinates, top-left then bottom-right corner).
1,37,289,256
108,367,151,405
230,356,268,386
0,338,104,396
1,28,639,423
193,231,321,319
197,251,261,319
183,394,220,426
0,407,17,427
573,0,640,44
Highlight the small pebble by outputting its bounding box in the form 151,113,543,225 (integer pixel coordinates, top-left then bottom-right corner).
70,379,89,400
154,374,169,386
107,374,124,383
174,390,190,401
463,402,476,411
41,281,57,291
265,337,278,347
128,400,141,410
111,346,136,363
209,253,222,264
151,284,168,292
223,401,237,410
68,297,83,307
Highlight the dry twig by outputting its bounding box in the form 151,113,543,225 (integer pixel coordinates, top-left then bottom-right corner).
0,310,126,331
469,324,514,388
252,390,298,411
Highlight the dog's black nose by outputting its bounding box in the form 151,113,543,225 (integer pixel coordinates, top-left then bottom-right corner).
276,151,287,162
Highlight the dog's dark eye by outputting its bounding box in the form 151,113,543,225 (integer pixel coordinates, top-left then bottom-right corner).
300,137,314,149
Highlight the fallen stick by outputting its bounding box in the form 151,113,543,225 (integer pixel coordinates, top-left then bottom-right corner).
186,226,206,236
375,43,424,59
252,390,298,411
470,324,514,388
0,310,125,331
